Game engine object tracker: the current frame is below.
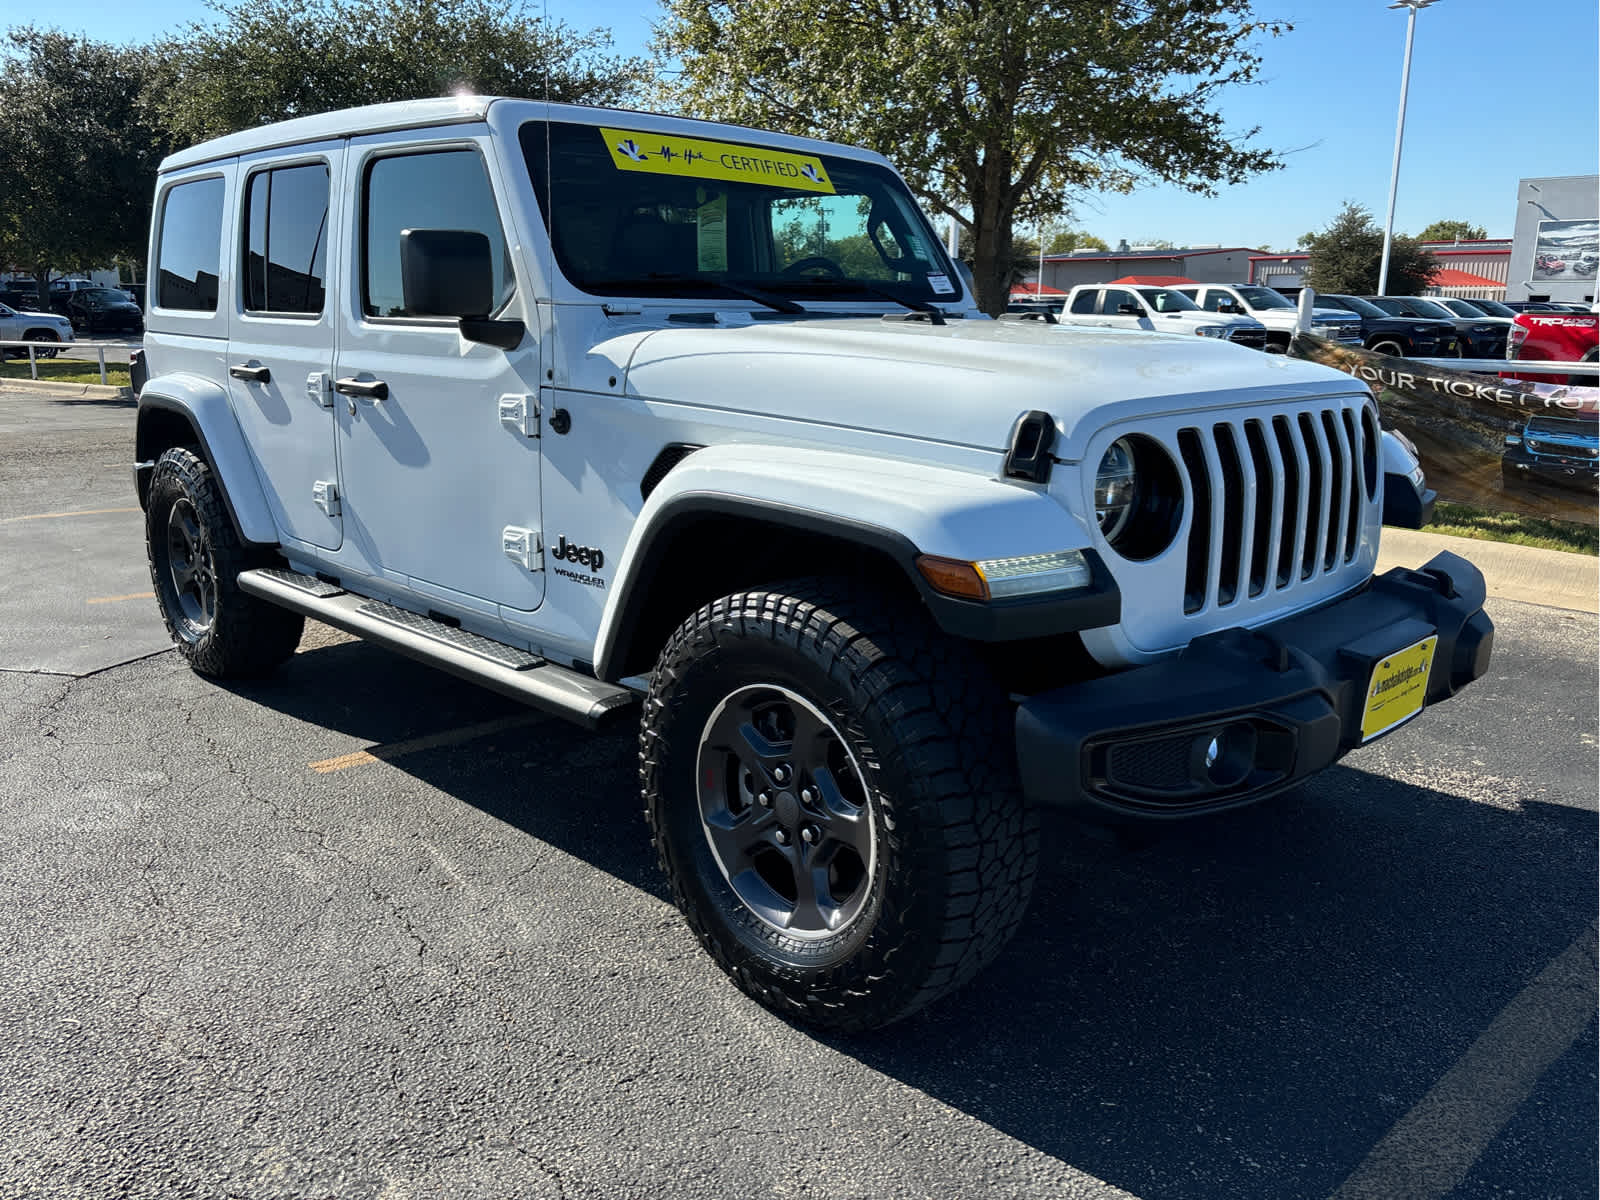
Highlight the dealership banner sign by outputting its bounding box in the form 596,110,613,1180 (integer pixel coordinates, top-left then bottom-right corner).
1533,219,1598,283
1290,332,1599,525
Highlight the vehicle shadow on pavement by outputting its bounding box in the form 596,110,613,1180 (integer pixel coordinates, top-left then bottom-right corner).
829,776,1598,1199
228,639,1597,1200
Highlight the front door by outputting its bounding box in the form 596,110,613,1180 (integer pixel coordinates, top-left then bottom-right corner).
225,145,344,551
333,133,544,612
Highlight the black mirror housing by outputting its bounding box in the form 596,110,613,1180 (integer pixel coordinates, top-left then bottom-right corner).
400,228,494,318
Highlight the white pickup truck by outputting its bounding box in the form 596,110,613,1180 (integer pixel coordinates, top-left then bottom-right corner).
133,97,1493,1031
1057,283,1269,349
1177,283,1365,352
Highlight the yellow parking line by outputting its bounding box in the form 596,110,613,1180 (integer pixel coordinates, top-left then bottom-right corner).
309,713,544,774
86,591,154,605
0,506,141,523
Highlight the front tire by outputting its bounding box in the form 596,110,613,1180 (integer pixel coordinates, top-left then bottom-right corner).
1370,339,1405,358
640,580,1038,1032
145,447,304,678
24,330,60,359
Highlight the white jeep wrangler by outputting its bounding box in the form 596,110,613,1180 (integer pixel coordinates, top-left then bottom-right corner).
134,97,1493,1031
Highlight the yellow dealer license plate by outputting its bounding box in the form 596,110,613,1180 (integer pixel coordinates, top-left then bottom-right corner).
1360,635,1438,743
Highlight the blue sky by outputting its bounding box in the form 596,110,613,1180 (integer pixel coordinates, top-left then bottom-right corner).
37,0,1600,251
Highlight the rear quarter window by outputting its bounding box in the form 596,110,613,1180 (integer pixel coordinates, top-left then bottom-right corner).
156,177,226,312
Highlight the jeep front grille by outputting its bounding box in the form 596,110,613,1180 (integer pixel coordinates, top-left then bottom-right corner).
1175,402,1379,615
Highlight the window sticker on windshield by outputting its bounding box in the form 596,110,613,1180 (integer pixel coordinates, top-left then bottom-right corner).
697,191,728,273
600,127,836,195
926,273,956,295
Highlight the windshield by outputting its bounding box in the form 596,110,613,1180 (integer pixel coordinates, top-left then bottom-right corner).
1469,298,1516,316
1138,288,1200,312
1440,299,1486,317
1235,285,1295,311
1398,297,1454,320
1322,294,1380,317
80,289,125,303
522,121,961,305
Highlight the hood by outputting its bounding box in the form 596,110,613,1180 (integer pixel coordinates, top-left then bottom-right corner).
618,316,1366,460
1308,308,1362,323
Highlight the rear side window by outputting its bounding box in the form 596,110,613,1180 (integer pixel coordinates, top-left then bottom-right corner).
157,177,225,311
243,163,330,315
362,149,513,319
1069,290,1097,314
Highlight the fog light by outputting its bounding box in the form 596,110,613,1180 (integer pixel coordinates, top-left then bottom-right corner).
1191,722,1256,789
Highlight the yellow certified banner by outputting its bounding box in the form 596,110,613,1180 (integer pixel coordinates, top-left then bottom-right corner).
599,127,836,194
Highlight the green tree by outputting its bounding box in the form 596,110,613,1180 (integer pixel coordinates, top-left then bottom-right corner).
1417,218,1487,243
0,29,170,306
958,230,1041,291
654,0,1288,314
152,0,646,143
1301,202,1437,296
1045,229,1109,255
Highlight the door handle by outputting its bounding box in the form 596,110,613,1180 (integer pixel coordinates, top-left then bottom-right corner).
334,377,388,401
229,364,270,383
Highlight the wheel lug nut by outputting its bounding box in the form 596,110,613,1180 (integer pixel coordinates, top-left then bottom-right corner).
774,828,791,846
801,825,820,845
757,792,772,808
773,764,791,785
800,788,816,805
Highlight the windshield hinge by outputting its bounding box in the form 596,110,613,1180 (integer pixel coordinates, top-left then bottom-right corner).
882,309,947,326
602,303,643,317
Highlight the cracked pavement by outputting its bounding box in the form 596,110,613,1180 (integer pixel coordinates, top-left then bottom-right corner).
0,388,1594,1199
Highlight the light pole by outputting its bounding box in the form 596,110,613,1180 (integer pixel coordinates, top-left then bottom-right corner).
1377,0,1439,296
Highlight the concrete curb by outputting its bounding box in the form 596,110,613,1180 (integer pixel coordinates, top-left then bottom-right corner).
0,377,131,400
1379,527,1598,614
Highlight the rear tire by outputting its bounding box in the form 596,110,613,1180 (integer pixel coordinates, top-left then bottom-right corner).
145,447,304,678
640,579,1038,1032
1370,339,1405,358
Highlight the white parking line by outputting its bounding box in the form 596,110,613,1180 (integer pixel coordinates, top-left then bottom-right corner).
1330,921,1598,1200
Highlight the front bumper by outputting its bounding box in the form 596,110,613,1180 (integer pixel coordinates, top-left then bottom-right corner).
1015,551,1492,821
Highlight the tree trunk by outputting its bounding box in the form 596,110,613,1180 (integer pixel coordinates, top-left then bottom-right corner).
968,154,1016,317
31,264,51,311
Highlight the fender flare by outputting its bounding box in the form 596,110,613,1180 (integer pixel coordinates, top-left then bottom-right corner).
136,373,278,547
593,443,1119,680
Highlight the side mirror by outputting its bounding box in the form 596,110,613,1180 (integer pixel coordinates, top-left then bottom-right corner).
1505,435,1522,446
399,228,524,350
1220,301,1243,314
1116,303,1142,315
400,228,493,317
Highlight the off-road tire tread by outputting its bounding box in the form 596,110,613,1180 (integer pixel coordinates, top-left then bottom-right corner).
640,577,1038,1032
146,447,303,678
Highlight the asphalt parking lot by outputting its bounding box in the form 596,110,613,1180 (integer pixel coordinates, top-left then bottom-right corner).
1,387,1595,1199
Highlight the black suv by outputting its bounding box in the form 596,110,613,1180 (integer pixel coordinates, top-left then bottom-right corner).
1364,295,1507,359
1314,294,1460,358
60,287,144,335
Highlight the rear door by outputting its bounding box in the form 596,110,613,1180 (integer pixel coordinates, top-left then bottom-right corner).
224,145,344,551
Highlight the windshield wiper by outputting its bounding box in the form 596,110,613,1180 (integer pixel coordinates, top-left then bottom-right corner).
590,273,806,315
783,278,947,323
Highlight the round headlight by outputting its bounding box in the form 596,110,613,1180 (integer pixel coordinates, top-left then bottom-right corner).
1095,438,1138,541
1093,434,1184,561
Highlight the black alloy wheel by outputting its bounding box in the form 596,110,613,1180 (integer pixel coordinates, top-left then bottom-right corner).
164,496,218,639
696,684,875,939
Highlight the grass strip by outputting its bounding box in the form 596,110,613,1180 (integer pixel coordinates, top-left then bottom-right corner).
0,359,131,386
1419,501,1597,556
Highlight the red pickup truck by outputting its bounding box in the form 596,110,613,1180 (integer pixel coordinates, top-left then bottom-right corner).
1506,311,1598,385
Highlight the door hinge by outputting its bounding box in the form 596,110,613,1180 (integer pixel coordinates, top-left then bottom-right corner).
306,371,333,408
498,393,540,438
502,525,543,572
313,480,340,517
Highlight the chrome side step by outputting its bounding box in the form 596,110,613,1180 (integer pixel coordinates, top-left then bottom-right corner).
237,568,636,730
